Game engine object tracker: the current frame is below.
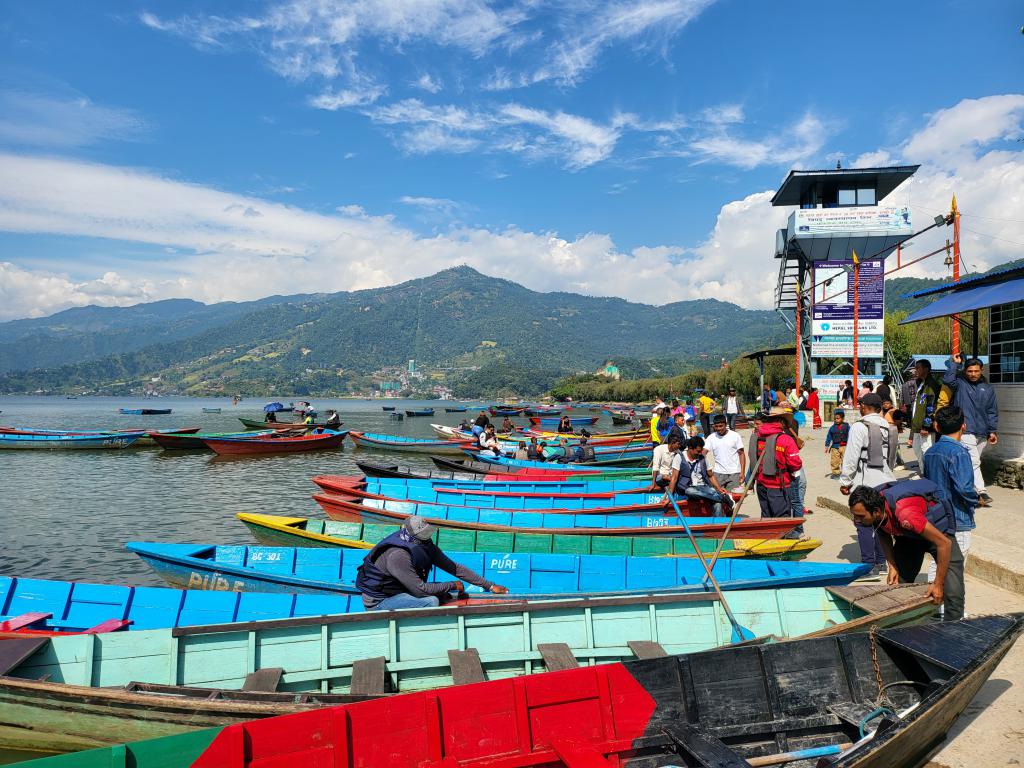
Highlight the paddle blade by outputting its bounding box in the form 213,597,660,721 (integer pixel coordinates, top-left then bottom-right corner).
731,625,757,643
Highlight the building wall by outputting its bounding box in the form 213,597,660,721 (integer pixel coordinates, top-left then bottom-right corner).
992,384,1024,461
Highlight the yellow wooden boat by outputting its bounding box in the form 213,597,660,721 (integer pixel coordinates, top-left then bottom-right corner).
237,513,821,560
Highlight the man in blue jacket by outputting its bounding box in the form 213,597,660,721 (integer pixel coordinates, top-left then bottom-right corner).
943,353,998,506
923,405,979,615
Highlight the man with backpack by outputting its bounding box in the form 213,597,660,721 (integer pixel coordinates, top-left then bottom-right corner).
840,393,898,573
943,353,998,506
752,407,804,537
847,478,966,620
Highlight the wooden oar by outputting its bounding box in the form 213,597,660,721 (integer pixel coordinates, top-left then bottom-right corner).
665,492,754,642
746,743,853,766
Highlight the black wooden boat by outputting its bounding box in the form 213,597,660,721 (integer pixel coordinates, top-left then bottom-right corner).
381,406,396,411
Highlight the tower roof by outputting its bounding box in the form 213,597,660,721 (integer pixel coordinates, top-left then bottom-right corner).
771,165,920,206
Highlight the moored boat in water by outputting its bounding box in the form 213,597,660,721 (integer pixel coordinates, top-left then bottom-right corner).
127,541,867,598
13,615,1020,768
236,511,822,560
200,429,347,455
347,430,473,455
119,408,172,415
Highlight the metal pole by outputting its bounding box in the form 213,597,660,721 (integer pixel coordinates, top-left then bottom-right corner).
973,310,979,358
952,198,961,355
896,242,901,269
852,261,860,406
795,292,801,388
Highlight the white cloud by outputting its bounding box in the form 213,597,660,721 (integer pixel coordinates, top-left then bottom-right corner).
1,95,1022,320
412,73,443,94
0,90,148,147
399,195,458,211
687,112,833,170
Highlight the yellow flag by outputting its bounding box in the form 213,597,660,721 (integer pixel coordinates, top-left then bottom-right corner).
851,249,860,265
951,194,959,216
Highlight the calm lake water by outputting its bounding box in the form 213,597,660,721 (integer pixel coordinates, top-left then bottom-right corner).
0,396,612,587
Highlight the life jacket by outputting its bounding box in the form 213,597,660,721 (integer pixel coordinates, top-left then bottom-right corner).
576,445,596,462
751,432,788,481
355,529,439,600
676,455,709,491
526,444,542,460
876,478,955,537
857,420,897,472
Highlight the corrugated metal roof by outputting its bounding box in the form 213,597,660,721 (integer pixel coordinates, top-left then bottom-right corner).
771,165,919,206
902,264,1024,298
900,276,1024,324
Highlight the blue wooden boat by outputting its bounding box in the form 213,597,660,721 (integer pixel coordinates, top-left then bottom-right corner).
0,432,142,450
313,494,803,538
201,408,221,414
119,408,172,415
348,430,471,455
471,452,652,470
530,415,599,427
0,575,360,635
443,405,467,412
340,475,654,493
128,542,868,598
381,406,396,411
317,476,685,513
490,406,523,417
404,408,434,417
0,585,932,754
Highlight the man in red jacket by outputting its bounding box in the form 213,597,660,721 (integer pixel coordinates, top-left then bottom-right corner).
753,407,805,537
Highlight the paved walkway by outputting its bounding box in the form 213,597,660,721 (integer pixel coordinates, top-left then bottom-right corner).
788,426,1024,768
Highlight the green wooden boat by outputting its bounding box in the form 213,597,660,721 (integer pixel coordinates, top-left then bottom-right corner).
237,512,823,560
0,585,931,756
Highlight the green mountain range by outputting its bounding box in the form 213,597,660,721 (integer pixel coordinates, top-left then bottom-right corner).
2,260,1011,397
0,267,790,396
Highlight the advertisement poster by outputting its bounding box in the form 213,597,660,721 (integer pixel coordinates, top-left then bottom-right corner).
811,259,885,358
794,206,912,235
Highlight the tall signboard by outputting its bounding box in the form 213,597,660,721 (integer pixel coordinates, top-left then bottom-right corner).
810,259,885,358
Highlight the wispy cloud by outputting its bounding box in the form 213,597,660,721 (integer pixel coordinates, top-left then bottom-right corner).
412,73,443,94
0,90,149,147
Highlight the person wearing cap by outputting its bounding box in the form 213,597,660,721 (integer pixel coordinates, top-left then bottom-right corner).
356,515,509,611
840,392,899,575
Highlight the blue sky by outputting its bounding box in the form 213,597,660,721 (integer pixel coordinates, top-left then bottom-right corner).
0,0,1022,319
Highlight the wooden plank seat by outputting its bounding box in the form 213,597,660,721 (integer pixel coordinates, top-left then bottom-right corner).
447,649,486,685
627,640,668,659
0,637,49,676
241,667,283,692
0,612,52,632
350,656,388,696
537,643,580,671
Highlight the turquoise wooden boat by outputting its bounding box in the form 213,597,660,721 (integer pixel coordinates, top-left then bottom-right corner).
469,451,653,468
127,542,870,598
348,430,471,455
0,585,933,754
338,474,656,493
0,575,360,634
0,432,142,450
313,493,805,539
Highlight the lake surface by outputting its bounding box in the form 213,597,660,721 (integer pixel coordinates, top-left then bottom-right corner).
0,396,611,586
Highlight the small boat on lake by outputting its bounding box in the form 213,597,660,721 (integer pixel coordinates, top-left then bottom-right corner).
128,541,868,599
0,574,359,637
444,405,468,412
237,417,327,430
404,408,435,417
237,512,822,561
119,408,173,415
0,432,143,450
0,585,933,755
201,429,347,456
428,455,650,477
313,493,804,539
489,406,524,416
150,430,276,450
381,406,396,411
201,407,221,414
347,430,472,455
529,414,600,427
24,614,1019,768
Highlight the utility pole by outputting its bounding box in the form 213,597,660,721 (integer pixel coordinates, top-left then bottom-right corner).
852,252,860,406
951,195,961,356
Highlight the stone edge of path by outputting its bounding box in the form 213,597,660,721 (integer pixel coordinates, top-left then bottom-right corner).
815,495,1024,597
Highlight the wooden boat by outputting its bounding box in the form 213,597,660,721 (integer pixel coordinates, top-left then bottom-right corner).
150,430,276,450
357,459,644,483
201,429,347,456
0,574,358,636
431,423,475,439
119,408,172,415
0,432,143,450
314,493,805,539
237,417,329,430
472,452,653,468
524,408,563,417
312,475,708,515
529,415,599,426
429,456,649,478
444,405,468,412
0,586,933,756
347,430,473,455
381,406,396,411
201,407,221,414
404,408,435,417
490,406,524,416
389,411,404,420
128,541,867,598
237,512,823,561
22,614,1020,768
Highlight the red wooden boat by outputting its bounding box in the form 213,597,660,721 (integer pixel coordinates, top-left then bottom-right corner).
201,430,348,456
311,493,802,539
184,616,1024,768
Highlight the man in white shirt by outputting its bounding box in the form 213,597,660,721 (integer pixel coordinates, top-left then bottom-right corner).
650,434,681,490
720,388,743,431
705,415,746,490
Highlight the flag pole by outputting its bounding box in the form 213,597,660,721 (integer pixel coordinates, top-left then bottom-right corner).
852,251,860,406
951,195,961,356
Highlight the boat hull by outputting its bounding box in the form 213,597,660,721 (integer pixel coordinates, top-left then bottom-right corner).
348,431,472,455
202,431,346,455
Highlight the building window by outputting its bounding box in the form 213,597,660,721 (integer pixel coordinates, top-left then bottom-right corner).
857,188,876,205
837,188,856,206
990,300,1024,384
